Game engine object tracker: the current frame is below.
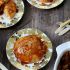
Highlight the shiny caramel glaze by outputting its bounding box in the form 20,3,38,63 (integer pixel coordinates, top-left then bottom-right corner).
13,35,47,64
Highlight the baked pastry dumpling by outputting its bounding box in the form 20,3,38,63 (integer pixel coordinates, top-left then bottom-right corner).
0,0,4,6
13,35,47,64
4,0,17,19
39,0,53,3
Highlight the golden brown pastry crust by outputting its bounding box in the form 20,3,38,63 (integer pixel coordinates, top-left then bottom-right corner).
13,35,47,64
4,0,17,18
0,0,4,6
39,0,54,3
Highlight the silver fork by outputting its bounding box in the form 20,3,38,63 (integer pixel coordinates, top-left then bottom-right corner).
58,24,70,36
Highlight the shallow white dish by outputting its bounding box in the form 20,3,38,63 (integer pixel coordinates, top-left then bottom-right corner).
6,28,53,70
53,41,70,70
0,0,24,28
27,0,64,9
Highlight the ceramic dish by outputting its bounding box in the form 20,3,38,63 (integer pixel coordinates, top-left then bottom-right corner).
6,28,53,70
54,41,70,70
0,0,24,28
27,0,64,9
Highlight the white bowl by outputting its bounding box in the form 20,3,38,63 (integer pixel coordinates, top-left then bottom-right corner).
53,41,70,70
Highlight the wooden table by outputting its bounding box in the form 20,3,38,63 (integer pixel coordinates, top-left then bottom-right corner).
0,0,70,70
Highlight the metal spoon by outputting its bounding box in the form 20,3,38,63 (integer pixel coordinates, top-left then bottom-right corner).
0,63,8,70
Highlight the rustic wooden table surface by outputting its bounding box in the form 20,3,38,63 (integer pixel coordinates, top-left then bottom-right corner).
0,0,70,70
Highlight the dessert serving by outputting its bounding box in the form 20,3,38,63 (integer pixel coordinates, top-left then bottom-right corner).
6,28,53,70
0,0,17,18
4,0,17,19
13,35,47,64
27,0,64,9
0,0,24,28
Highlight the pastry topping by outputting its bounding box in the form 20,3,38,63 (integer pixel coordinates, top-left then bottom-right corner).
13,35,47,64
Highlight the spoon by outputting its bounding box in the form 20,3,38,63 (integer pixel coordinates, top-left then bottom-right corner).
0,63,8,70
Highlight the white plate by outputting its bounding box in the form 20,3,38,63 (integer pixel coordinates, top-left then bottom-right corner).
27,0,64,9
0,0,24,28
6,28,53,70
